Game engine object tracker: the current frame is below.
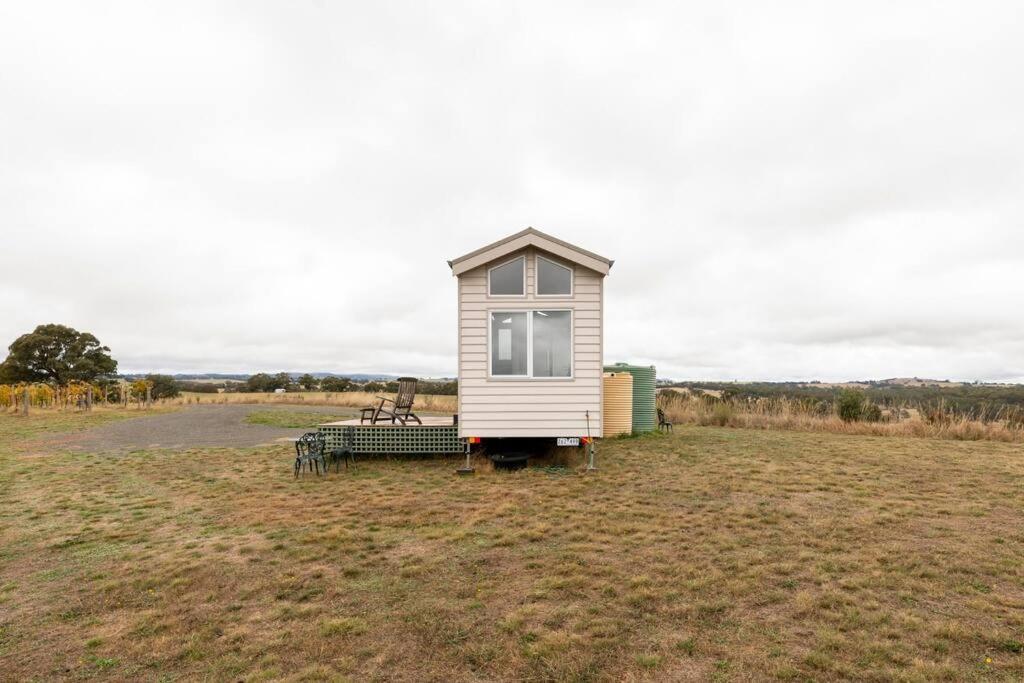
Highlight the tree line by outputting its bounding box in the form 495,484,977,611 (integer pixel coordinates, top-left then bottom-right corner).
1,324,455,405
237,373,456,395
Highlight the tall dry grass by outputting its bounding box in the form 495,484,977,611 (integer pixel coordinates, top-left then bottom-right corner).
168,391,457,414
658,389,1024,442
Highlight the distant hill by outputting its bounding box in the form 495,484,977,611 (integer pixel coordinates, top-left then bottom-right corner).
796,378,1016,389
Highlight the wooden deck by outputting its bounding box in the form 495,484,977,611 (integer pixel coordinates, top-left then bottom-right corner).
319,416,456,428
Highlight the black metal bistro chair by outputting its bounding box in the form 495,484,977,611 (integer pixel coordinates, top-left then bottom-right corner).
328,427,356,473
294,432,327,477
328,446,355,472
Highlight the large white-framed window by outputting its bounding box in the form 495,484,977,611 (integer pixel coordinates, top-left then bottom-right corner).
487,256,526,297
489,309,573,379
536,255,573,296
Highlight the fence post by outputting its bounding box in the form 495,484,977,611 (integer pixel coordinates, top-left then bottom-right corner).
145,386,152,409
22,386,29,416
86,386,93,412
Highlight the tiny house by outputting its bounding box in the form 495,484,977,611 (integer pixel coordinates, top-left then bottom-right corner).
448,228,613,446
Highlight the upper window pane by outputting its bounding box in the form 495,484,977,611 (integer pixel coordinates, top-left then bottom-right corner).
532,310,571,377
488,257,525,295
536,256,572,295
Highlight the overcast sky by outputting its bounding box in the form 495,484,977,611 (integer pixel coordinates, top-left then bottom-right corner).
2,2,1022,382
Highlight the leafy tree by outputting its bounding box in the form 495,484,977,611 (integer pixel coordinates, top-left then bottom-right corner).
130,379,153,404
298,373,319,391
243,372,297,392
244,373,279,392
837,389,864,422
1,324,117,384
0,360,16,384
321,377,353,392
146,374,181,400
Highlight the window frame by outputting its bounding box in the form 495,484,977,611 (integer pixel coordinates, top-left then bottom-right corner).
487,308,574,380
535,254,574,297
486,255,527,298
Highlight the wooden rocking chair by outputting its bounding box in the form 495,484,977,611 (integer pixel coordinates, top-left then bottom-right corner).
360,377,422,426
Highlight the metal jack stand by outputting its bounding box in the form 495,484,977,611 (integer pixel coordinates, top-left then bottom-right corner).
584,409,597,472
456,440,475,475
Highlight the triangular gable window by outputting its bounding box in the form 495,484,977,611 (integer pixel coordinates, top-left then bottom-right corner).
536,255,572,296
488,256,525,296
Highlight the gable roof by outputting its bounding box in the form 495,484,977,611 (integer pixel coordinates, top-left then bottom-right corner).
448,227,614,276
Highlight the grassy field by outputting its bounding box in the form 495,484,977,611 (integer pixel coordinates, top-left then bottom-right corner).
2,414,1023,681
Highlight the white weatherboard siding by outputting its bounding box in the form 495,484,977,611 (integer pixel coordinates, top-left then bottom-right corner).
457,246,604,438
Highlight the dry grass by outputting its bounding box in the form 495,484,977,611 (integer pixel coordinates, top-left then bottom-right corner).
0,405,173,437
169,391,457,414
2,413,1024,681
660,390,1024,443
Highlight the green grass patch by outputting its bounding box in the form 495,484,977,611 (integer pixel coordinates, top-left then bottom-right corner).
244,410,352,429
319,617,369,637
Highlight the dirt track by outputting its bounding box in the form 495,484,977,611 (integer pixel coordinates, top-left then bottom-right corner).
39,404,360,452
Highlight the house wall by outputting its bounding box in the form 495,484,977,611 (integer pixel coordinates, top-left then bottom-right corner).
457,246,604,438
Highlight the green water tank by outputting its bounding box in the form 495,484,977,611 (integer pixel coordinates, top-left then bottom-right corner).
604,363,656,433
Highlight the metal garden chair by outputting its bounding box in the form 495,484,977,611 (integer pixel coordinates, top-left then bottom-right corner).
294,432,327,477
327,447,354,472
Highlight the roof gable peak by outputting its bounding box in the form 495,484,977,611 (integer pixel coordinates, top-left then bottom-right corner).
448,227,613,276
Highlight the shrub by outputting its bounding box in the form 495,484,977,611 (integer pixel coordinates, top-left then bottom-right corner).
707,402,735,427
862,403,882,422
1000,639,1024,654
837,390,864,422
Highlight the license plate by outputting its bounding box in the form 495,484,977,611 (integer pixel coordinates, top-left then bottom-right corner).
556,437,580,447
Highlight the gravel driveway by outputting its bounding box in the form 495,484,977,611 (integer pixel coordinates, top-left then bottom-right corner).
43,404,360,452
